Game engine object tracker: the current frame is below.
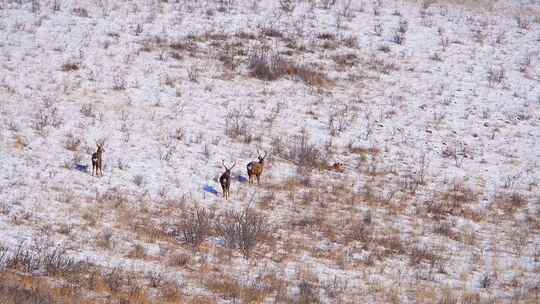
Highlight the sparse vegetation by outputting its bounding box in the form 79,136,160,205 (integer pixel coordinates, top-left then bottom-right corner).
0,0,538,303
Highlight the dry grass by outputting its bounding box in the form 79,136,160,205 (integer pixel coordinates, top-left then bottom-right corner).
248,48,333,89
203,273,270,303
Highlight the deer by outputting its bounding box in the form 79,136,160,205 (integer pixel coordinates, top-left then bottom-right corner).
219,160,236,199
332,162,345,173
92,143,104,177
247,150,267,185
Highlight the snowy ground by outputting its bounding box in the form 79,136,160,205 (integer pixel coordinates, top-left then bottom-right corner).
0,0,539,303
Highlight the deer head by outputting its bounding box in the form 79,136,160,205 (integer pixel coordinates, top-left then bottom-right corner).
222,160,236,175
256,149,267,163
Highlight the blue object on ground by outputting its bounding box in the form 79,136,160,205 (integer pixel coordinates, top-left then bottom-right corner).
237,175,248,183
203,185,219,196
75,164,88,173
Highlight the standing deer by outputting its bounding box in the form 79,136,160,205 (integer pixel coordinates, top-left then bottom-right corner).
247,150,267,185
219,160,236,199
92,143,104,177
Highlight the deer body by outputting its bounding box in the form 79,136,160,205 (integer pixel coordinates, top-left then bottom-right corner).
92,144,104,177
220,161,236,199
247,150,267,185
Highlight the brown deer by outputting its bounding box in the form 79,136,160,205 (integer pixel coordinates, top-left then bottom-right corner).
92,143,104,177
219,160,236,199
247,150,267,185
332,162,345,173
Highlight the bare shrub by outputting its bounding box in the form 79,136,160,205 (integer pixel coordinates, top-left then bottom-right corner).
204,273,271,303
519,53,533,73
344,218,373,244
0,278,54,303
373,23,383,36
80,103,95,118
298,280,320,304
215,208,269,259
398,19,408,34
378,45,391,53
42,247,77,277
516,16,530,30
479,273,493,289
487,66,505,87
430,52,443,61
32,100,64,135
284,128,325,169
225,108,248,139
97,228,113,249
391,30,405,45
496,31,506,44
332,53,357,67
61,62,80,72
328,105,358,136
408,244,443,268
341,35,358,48
170,39,197,54
494,192,527,215
322,276,348,301
146,271,164,288
248,48,331,88
128,244,146,259
260,27,283,38
187,65,199,82
367,55,399,74
64,133,81,151
279,0,296,12
72,7,89,17
175,206,213,248
248,48,287,81
167,253,191,267
132,174,145,187
52,0,61,12
112,75,126,90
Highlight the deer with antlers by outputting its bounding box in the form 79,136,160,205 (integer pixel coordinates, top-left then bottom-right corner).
219,160,236,199
247,150,267,185
92,143,104,177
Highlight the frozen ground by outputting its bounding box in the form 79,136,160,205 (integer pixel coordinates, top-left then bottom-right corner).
0,0,539,303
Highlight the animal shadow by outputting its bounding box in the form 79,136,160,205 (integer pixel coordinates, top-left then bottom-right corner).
237,175,248,183
75,164,89,173
203,185,219,196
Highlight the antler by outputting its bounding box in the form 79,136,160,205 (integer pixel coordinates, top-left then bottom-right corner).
222,159,227,170
256,149,261,157
229,161,236,170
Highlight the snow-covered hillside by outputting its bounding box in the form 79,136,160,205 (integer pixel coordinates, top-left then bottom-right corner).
0,0,539,303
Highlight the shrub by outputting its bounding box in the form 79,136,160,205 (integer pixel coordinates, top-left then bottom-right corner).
298,280,320,304
215,208,268,259
64,133,81,151
61,62,80,72
285,128,325,169
176,206,213,248
391,30,405,45
247,48,331,88
487,66,505,87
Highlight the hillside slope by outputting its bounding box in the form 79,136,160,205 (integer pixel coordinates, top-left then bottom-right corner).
0,0,539,303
